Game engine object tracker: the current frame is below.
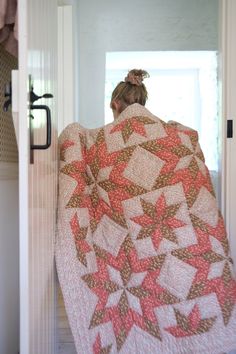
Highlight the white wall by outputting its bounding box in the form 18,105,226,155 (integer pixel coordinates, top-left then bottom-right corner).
0,177,19,354
76,0,219,128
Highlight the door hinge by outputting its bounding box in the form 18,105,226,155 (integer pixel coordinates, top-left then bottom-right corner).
227,119,233,138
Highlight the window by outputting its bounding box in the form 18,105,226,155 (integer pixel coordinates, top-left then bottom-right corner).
105,51,218,174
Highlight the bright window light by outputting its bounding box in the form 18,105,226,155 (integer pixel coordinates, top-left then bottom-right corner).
105,51,218,173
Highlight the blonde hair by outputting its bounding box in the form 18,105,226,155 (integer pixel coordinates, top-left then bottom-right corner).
110,69,149,113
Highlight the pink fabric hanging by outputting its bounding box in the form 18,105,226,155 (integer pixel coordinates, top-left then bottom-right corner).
0,0,18,57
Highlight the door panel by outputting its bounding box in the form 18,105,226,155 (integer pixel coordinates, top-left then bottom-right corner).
18,0,58,353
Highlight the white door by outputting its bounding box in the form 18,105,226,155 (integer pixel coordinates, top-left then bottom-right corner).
18,0,58,353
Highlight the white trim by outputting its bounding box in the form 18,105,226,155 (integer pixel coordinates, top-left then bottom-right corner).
58,5,74,135
0,162,18,180
18,0,30,353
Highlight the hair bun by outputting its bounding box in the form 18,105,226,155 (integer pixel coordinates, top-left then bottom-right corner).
124,69,149,86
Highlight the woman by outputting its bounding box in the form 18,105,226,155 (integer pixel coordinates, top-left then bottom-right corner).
57,69,236,353
110,69,149,119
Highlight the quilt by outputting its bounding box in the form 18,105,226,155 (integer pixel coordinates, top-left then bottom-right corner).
56,103,236,353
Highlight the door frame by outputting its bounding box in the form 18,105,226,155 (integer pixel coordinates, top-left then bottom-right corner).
220,0,236,265
58,4,75,135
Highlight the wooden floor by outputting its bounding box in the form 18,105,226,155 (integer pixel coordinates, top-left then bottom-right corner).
57,282,77,354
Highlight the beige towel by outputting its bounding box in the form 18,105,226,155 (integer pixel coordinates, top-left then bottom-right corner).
0,0,17,57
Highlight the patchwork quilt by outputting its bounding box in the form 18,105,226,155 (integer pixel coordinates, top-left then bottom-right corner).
56,103,236,353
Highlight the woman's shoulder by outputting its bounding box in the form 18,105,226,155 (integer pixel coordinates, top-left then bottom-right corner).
59,122,86,145
167,120,199,139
